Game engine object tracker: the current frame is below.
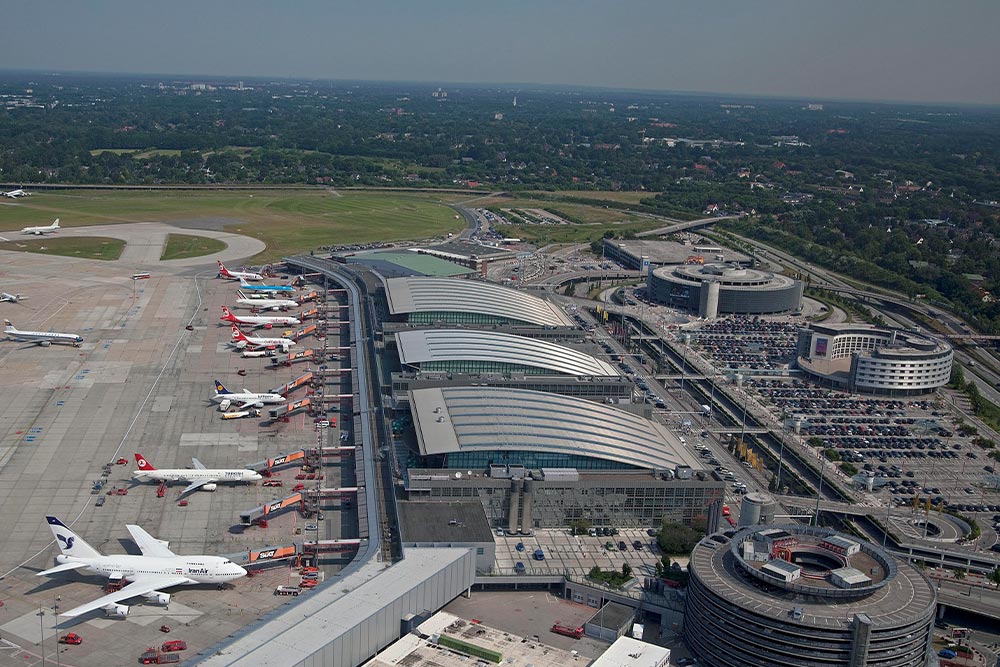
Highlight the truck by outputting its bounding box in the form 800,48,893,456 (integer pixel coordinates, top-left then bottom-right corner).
551,623,583,639
274,585,300,596
140,649,180,665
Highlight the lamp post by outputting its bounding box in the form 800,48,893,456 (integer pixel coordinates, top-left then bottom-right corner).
54,596,61,667
37,607,45,667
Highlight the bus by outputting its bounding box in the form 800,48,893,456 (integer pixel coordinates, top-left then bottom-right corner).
131,272,151,280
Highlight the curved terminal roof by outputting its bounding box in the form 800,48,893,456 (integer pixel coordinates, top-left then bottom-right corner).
395,329,620,377
409,386,701,471
384,276,574,327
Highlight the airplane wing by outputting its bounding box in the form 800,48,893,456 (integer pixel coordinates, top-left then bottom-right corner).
60,575,192,618
37,561,90,577
191,457,207,470
181,478,218,495
126,525,176,558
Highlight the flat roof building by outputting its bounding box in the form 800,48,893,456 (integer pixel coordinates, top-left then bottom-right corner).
648,263,803,317
603,238,750,270
384,276,574,327
397,501,496,574
590,636,671,667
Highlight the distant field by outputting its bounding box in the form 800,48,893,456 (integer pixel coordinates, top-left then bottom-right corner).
0,189,465,263
160,233,227,260
493,219,664,246
536,190,659,205
0,236,125,260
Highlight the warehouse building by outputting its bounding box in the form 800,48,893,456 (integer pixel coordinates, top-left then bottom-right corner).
405,386,722,530
796,323,953,395
603,238,751,271
685,524,936,667
648,263,803,317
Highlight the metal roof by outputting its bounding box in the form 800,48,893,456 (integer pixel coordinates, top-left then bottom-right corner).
348,250,475,277
409,386,702,471
395,329,620,377
384,276,574,327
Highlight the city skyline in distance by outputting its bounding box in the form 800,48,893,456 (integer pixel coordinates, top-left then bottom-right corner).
0,0,998,106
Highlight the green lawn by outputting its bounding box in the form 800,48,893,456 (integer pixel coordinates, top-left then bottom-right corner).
478,195,646,224
541,190,659,205
0,236,125,260
0,189,465,263
160,233,228,260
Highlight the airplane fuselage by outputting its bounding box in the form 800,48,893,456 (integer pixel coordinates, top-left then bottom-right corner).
134,469,262,485
55,554,244,585
4,327,82,346
213,391,285,405
235,297,297,310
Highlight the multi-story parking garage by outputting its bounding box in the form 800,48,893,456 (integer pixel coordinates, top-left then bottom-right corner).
685,525,936,667
797,323,953,395
648,263,803,317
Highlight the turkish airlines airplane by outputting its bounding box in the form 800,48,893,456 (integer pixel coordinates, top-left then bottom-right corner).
217,260,263,281
230,323,296,353
133,453,263,494
220,305,300,329
38,516,246,618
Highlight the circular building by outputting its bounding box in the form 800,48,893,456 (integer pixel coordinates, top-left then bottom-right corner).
796,323,953,396
685,525,936,667
648,264,802,317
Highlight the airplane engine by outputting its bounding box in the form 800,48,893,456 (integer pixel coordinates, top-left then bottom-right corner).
252,401,264,409
201,483,218,492
144,591,170,606
103,603,129,617
235,340,248,349
39,340,51,347
219,399,232,412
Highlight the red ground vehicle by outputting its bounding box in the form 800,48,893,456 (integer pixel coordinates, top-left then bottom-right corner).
116,458,128,465
299,579,318,589
159,625,171,633
115,488,128,496
550,623,583,639
262,480,283,487
161,640,187,652
140,649,180,664
178,500,189,507
293,483,305,492
59,633,83,645
722,504,731,517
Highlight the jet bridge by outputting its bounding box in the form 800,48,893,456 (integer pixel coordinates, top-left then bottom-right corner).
268,371,315,396
268,397,312,419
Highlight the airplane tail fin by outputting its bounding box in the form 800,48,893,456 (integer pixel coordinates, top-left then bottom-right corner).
134,453,156,471
214,379,231,395
217,260,230,276
45,516,101,559
3,319,15,331
236,289,248,300
52,219,60,228
231,324,247,341
221,306,233,320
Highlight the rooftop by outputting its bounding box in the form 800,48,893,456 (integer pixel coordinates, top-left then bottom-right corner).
590,636,671,667
409,386,703,471
384,276,574,327
397,501,496,544
346,250,475,277
606,238,750,265
586,601,635,630
364,611,580,667
395,329,620,377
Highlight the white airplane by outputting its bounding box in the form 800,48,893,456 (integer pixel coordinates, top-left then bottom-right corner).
220,306,300,329
238,277,295,292
234,289,298,311
211,379,286,412
230,324,296,353
0,292,25,303
217,260,263,281
133,452,263,494
3,188,30,198
4,319,83,347
38,516,246,618
20,218,60,235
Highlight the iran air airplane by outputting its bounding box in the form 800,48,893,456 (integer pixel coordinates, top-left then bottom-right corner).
38,516,246,618
235,289,298,311
211,379,286,412
217,260,263,281
4,319,83,346
231,324,296,352
238,277,295,292
133,452,263,494
220,306,300,329
21,218,60,235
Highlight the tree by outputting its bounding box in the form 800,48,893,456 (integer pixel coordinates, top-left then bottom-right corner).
656,522,703,555
955,568,967,580
989,566,1000,589
622,562,633,580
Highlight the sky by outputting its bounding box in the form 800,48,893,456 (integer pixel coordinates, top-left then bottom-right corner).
3,0,999,105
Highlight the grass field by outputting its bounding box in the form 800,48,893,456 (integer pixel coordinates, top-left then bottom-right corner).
493,219,664,246
0,189,466,262
536,190,659,205
160,233,228,260
0,236,125,260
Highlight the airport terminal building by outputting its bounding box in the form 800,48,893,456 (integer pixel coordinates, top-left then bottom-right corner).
796,323,953,395
648,264,803,317
405,386,722,531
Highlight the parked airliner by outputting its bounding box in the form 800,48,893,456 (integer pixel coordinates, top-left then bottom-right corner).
21,219,60,235
38,516,246,618
217,260,263,281
133,453,263,494
4,319,82,346
220,306,300,329
230,324,296,353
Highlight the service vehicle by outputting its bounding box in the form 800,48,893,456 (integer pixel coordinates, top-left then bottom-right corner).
59,633,83,645
161,640,187,652
550,623,583,639
140,649,180,664
274,586,300,596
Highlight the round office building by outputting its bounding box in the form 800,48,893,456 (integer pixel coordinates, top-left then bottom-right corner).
685,525,936,667
647,264,802,317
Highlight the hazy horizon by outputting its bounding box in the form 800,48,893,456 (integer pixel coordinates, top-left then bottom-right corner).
2,0,998,106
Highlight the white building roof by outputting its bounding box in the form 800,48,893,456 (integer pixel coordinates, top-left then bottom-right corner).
589,636,671,667
409,386,702,471
384,276,574,327
395,329,619,377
